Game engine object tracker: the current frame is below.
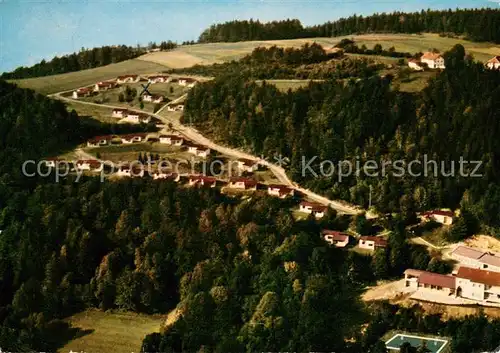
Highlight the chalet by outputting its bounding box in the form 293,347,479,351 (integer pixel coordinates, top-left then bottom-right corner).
116,164,144,178
267,184,294,199
142,94,164,103
486,56,500,70
87,135,112,147
408,58,424,71
420,52,445,69
185,143,211,158
44,158,64,168
420,210,454,225
152,172,180,181
159,135,184,146
167,103,184,112
228,177,258,191
94,81,117,91
451,246,500,273
126,112,151,124
321,230,350,248
120,133,147,144
237,158,258,173
358,236,388,251
188,175,217,188
456,266,500,303
112,108,129,118
75,160,102,172
148,75,170,83
72,87,93,99
299,201,328,219
178,77,197,87
116,75,139,83
403,269,456,295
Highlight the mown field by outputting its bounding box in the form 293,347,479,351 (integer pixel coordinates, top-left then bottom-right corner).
57,309,164,353
11,59,169,94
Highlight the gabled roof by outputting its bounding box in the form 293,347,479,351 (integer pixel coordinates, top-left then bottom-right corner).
479,254,500,268
321,230,349,242
452,245,485,260
359,236,388,247
421,52,443,61
487,56,500,64
120,133,147,140
300,201,327,212
457,266,500,287
238,158,256,167
229,177,257,187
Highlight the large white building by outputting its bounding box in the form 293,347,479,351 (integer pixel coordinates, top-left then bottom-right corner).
421,52,446,69
451,245,500,273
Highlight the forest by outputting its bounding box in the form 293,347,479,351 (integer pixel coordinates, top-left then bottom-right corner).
183,44,500,234
198,8,500,43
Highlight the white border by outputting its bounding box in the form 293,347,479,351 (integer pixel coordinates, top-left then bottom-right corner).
385,333,449,353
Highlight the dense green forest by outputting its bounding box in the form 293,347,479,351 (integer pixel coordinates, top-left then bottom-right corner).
199,8,500,43
1,45,145,79
183,44,500,234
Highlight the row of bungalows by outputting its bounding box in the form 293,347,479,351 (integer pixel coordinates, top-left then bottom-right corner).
178,77,197,87
159,134,184,146
166,102,185,111
87,135,115,147
419,210,454,225
185,141,211,158
116,74,140,84
451,245,500,273
87,133,149,147
404,266,500,304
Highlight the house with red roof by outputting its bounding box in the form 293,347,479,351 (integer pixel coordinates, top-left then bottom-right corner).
94,81,117,91
185,142,211,158
87,135,112,147
487,56,500,70
159,135,184,146
116,163,144,178
420,52,445,69
358,236,388,251
112,108,129,118
228,177,258,191
408,58,424,71
75,160,103,172
116,75,139,83
188,175,217,188
120,133,147,144
237,158,258,173
456,266,500,303
267,184,294,199
148,75,170,84
178,77,197,87
299,201,328,219
321,230,350,248
403,269,456,295
167,102,185,112
420,210,454,225
72,87,93,99
142,94,164,103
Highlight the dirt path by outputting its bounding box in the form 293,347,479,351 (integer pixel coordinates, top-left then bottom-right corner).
51,90,361,216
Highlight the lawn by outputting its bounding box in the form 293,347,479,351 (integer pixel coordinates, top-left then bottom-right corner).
139,34,500,68
63,100,117,123
10,59,169,94
57,309,164,353
256,79,322,92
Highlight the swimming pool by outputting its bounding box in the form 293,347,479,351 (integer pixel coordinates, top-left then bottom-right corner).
385,333,448,353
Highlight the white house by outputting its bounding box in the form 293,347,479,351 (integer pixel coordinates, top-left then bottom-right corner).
486,56,500,70
186,143,211,158
72,87,93,99
267,184,294,199
87,135,112,147
456,266,500,303
358,236,388,251
420,210,454,225
159,135,184,146
112,108,128,118
44,158,64,168
451,246,500,273
116,75,139,83
189,175,217,188
94,81,117,91
142,94,164,103
420,52,445,69
403,269,456,295
321,230,350,248
228,177,258,191
167,103,184,112
408,58,424,71
299,201,328,219
178,78,197,87
237,159,258,173
75,160,102,172
153,172,180,181
148,75,170,83
120,133,147,144
116,164,144,178
125,112,150,124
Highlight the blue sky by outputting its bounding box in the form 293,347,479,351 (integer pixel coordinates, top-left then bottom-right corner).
0,0,496,73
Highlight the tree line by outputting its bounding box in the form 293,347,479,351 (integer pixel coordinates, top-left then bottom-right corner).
198,9,500,43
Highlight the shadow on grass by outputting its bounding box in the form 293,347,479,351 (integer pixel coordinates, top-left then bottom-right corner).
44,319,94,352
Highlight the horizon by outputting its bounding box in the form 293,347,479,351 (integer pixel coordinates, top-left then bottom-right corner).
0,0,497,74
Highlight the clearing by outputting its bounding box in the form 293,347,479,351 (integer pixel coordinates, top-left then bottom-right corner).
10,59,168,94
63,100,117,123
57,309,164,353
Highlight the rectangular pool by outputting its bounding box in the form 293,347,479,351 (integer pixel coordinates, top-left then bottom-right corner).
385,333,448,353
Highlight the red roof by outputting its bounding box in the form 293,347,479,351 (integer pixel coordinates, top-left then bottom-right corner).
96,81,115,87
76,159,102,168
421,52,443,61
487,56,500,64
359,236,388,247
322,230,349,242
189,175,217,184
230,177,257,187
121,133,147,140
419,271,456,289
238,158,256,167
268,184,293,196
300,201,327,212
457,266,500,287
77,87,93,93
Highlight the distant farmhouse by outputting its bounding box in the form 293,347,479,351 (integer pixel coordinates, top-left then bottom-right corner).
486,56,500,70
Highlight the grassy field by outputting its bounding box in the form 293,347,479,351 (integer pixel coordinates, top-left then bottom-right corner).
63,100,117,123
57,309,164,353
11,59,169,94
256,79,321,92
139,34,500,68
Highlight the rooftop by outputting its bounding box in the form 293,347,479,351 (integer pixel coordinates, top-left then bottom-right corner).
457,266,500,287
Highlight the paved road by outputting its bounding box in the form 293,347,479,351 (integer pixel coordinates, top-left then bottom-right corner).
51,91,362,216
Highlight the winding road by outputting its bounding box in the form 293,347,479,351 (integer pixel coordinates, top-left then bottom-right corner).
50,87,363,216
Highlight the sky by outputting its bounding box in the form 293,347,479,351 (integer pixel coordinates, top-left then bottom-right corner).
0,0,497,73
